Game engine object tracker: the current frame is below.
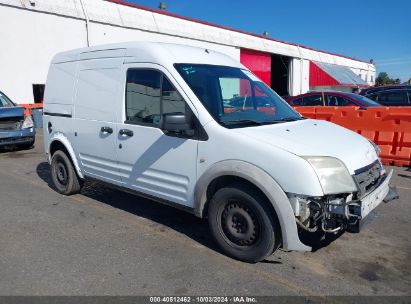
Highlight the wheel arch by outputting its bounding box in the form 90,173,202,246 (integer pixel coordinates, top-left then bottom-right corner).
48,133,84,179
194,160,311,251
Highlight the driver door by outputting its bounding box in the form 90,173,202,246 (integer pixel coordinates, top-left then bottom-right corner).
116,63,199,208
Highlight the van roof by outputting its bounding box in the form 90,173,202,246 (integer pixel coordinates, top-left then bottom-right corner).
52,41,244,69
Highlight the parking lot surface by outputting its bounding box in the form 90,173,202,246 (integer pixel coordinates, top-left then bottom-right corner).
0,132,410,296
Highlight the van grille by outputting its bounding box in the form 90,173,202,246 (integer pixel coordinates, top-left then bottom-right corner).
353,160,384,197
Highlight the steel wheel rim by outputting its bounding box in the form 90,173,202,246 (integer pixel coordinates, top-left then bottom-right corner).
55,160,68,186
221,200,260,247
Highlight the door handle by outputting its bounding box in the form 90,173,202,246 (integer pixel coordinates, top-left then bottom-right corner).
101,126,113,134
119,129,133,137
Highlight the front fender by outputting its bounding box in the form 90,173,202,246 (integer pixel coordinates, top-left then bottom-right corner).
48,132,84,179
194,160,310,251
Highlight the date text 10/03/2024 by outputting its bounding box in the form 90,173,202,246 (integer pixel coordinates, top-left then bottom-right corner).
149,297,257,303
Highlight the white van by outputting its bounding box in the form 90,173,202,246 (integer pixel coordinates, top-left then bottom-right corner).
43,42,398,262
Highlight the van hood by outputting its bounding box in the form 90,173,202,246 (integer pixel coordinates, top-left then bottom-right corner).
233,119,378,174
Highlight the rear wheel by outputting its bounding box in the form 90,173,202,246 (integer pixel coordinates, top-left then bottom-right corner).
51,150,82,195
208,183,280,263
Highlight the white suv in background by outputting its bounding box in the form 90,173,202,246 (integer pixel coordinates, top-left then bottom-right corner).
43,42,398,262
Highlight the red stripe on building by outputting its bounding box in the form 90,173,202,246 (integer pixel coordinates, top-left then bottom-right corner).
240,49,271,86
309,61,340,86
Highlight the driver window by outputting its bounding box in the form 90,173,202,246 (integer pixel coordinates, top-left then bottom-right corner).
162,77,185,115
126,69,161,126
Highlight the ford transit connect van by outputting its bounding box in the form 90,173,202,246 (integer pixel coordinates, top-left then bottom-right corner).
43,42,398,262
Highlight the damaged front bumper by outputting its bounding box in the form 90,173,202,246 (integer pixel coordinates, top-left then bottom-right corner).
358,169,397,218
291,169,399,234
345,169,398,232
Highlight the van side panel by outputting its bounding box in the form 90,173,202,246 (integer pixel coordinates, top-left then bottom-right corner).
43,61,78,160
43,61,78,105
72,58,124,184
74,68,119,122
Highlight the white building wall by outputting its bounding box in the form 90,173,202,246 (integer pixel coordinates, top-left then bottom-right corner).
0,4,86,102
0,0,376,102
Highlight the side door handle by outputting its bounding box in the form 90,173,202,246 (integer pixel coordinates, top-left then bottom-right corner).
119,129,134,137
101,126,113,134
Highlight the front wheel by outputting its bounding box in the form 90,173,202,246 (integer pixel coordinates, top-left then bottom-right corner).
208,184,280,263
50,150,82,195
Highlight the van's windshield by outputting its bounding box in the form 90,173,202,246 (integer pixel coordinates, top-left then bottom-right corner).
175,64,303,128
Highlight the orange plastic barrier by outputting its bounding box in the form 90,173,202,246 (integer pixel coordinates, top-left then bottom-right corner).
18,103,43,117
294,106,411,167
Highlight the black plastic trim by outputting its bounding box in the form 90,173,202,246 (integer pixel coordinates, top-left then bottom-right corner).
354,159,380,175
43,112,72,118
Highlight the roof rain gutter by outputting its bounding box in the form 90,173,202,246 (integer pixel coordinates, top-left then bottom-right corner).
79,0,90,46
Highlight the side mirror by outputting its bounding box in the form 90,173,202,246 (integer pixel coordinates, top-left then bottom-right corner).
162,112,190,132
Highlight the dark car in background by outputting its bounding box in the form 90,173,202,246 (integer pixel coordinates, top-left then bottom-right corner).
287,91,381,108
359,85,411,96
0,90,35,149
365,89,411,106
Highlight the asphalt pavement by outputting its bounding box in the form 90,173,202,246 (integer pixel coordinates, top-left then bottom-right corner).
0,132,410,296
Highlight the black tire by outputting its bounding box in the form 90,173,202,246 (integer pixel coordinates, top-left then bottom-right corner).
208,183,280,263
51,150,82,195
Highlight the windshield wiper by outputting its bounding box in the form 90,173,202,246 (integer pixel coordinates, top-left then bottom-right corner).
262,117,304,123
221,117,304,127
221,119,263,126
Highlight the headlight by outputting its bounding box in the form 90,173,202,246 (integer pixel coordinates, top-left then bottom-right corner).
22,115,34,129
368,139,381,156
303,156,358,195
